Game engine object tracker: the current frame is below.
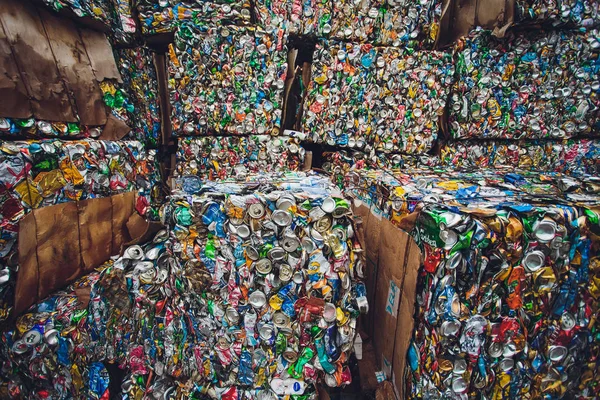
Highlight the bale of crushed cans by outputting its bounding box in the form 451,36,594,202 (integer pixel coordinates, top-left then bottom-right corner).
344,166,600,399
114,47,162,147
0,139,160,322
168,23,288,136
449,28,600,140
303,42,454,154
136,0,252,35
516,0,600,28
174,135,305,182
0,172,367,399
440,139,600,175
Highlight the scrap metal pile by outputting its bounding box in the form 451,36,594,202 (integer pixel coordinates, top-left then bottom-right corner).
345,167,600,398
1,172,367,398
303,44,454,153
168,24,288,136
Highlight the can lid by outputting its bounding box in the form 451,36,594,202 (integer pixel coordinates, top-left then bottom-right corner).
441,320,461,337
23,330,42,346
249,291,267,308
439,229,458,250
248,203,266,219
453,359,467,375
225,307,240,325
321,197,336,213
12,339,28,354
276,195,296,211
561,312,576,331
271,210,292,227
452,377,467,393
523,250,545,272
499,357,514,371
246,246,260,261
282,237,300,252
534,219,557,242
314,216,333,232
278,264,293,282
283,348,298,363
255,259,273,274
124,245,144,260
488,342,504,358
273,312,290,328
548,345,568,362
259,324,274,340
268,247,286,261
236,224,251,239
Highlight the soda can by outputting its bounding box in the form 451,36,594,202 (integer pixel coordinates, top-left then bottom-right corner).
271,210,293,227
124,245,145,260
249,291,267,308
523,250,546,272
248,203,266,219
254,259,273,275
278,263,293,282
533,218,557,242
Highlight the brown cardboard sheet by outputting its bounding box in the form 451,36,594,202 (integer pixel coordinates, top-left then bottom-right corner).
373,218,410,377
80,29,122,82
15,192,164,319
40,10,107,126
0,19,31,118
0,0,76,122
357,205,423,399
100,114,131,140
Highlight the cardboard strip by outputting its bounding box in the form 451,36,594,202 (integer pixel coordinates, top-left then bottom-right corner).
40,9,107,126
373,218,410,375
0,18,31,118
0,0,76,122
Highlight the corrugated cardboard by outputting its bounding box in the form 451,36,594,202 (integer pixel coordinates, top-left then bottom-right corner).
15,192,163,319
40,9,107,126
373,218,410,378
80,29,122,83
0,18,30,118
356,205,422,399
0,0,76,121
